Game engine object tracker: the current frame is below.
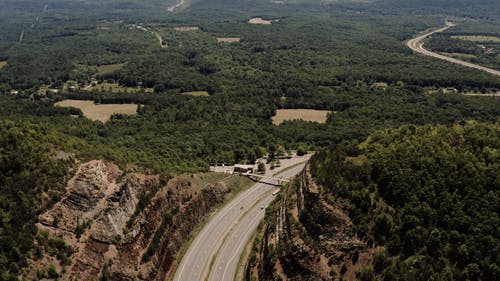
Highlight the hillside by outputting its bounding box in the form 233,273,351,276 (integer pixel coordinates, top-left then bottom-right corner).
248,121,499,280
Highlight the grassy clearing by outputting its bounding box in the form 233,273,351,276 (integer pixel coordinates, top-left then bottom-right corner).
0,61,7,69
179,172,229,193
451,35,500,43
181,91,210,97
441,52,477,59
272,109,330,125
174,26,199,32
54,99,137,122
248,18,272,25
216,37,240,43
86,82,142,93
96,63,126,75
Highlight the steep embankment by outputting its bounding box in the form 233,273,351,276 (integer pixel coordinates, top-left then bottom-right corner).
248,121,500,280
24,160,248,280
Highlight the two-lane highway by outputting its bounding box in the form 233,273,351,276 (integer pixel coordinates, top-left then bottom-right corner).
173,157,309,281
406,22,500,77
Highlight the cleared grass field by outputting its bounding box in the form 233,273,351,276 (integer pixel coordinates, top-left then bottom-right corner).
96,63,126,75
272,109,330,125
248,17,272,25
175,26,199,32
181,91,210,97
55,100,137,122
451,35,500,43
216,37,240,43
86,82,142,93
0,61,7,69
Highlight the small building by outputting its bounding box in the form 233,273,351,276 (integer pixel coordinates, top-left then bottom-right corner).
234,164,255,174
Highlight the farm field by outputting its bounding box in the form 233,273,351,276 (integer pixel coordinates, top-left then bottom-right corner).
248,17,272,25
181,91,210,96
216,37,240,43
451,35,500,43
272,109,330,125
86,82,143,93
54,99,138,122
175,26,199,31
96,63,126,75
0,61,7,69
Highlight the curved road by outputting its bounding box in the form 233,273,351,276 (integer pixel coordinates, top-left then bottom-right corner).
406,22,500,77
173,157,309,281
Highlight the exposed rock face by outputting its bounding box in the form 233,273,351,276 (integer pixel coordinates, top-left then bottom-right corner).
39,160,123,231
247,165,368,281
30,160,240,281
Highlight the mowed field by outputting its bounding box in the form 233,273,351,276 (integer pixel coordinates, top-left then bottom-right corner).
55,100,137,122
86,82,143,93
216,37,240,43
248,17,272,25
96,63,126,75
181,91,210,96
451,35,500,43
0,61,7,69
175,26,199,32
272,109,330,125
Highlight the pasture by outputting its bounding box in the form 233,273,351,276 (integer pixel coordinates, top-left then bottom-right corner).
54,100,138,122
272,109,330,125
451,35,500,43
181,91,210,97
216,37,240,43
96,63,126,75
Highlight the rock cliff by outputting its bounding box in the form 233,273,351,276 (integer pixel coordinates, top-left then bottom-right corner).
247,165,374,281
28,160,242,281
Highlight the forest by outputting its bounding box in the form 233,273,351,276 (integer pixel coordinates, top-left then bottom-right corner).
0,0,499,279
309,122,499,280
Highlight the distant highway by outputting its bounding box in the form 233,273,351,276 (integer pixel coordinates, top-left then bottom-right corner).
173,157,309,281
406,22,500,77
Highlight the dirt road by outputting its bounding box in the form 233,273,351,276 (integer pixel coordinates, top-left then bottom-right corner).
406,22,500,77
168,0,185,12
173,156,310,281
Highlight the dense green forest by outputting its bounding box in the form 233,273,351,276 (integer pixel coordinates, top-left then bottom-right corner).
310,121,500,280
0,0,499,279
0,121,73,280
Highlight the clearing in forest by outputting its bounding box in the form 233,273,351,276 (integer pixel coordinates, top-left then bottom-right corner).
248,18,272,25
272,109,330,125
451,35,500,43
182,91,210,97
0,61,7,69
96,63,126,75
85,82,142,93
175,26,200,32
55,100,137,122
217,37,240,43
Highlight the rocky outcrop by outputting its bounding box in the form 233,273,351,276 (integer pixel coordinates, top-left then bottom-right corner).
247,165,369,281
29,160,241,281
39,160,123,231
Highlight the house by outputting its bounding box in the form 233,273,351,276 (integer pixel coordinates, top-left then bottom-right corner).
234,164,255,174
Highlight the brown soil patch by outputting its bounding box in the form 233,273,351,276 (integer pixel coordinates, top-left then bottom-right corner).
55,100,137,122
272,109,330,125
248,17,272,25
175,26,200,32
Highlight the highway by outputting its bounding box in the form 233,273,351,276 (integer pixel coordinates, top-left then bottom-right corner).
173,156,309,281
406,22,500,77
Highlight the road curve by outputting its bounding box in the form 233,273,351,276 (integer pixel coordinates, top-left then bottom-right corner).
406,22,500,77
173,157,309,281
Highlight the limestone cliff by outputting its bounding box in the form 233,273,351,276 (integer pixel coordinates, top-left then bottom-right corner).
27,160,243,281
246,165,375,281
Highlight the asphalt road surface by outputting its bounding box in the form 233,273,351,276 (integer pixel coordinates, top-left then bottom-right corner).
173,158,309,281
406,22,500,77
